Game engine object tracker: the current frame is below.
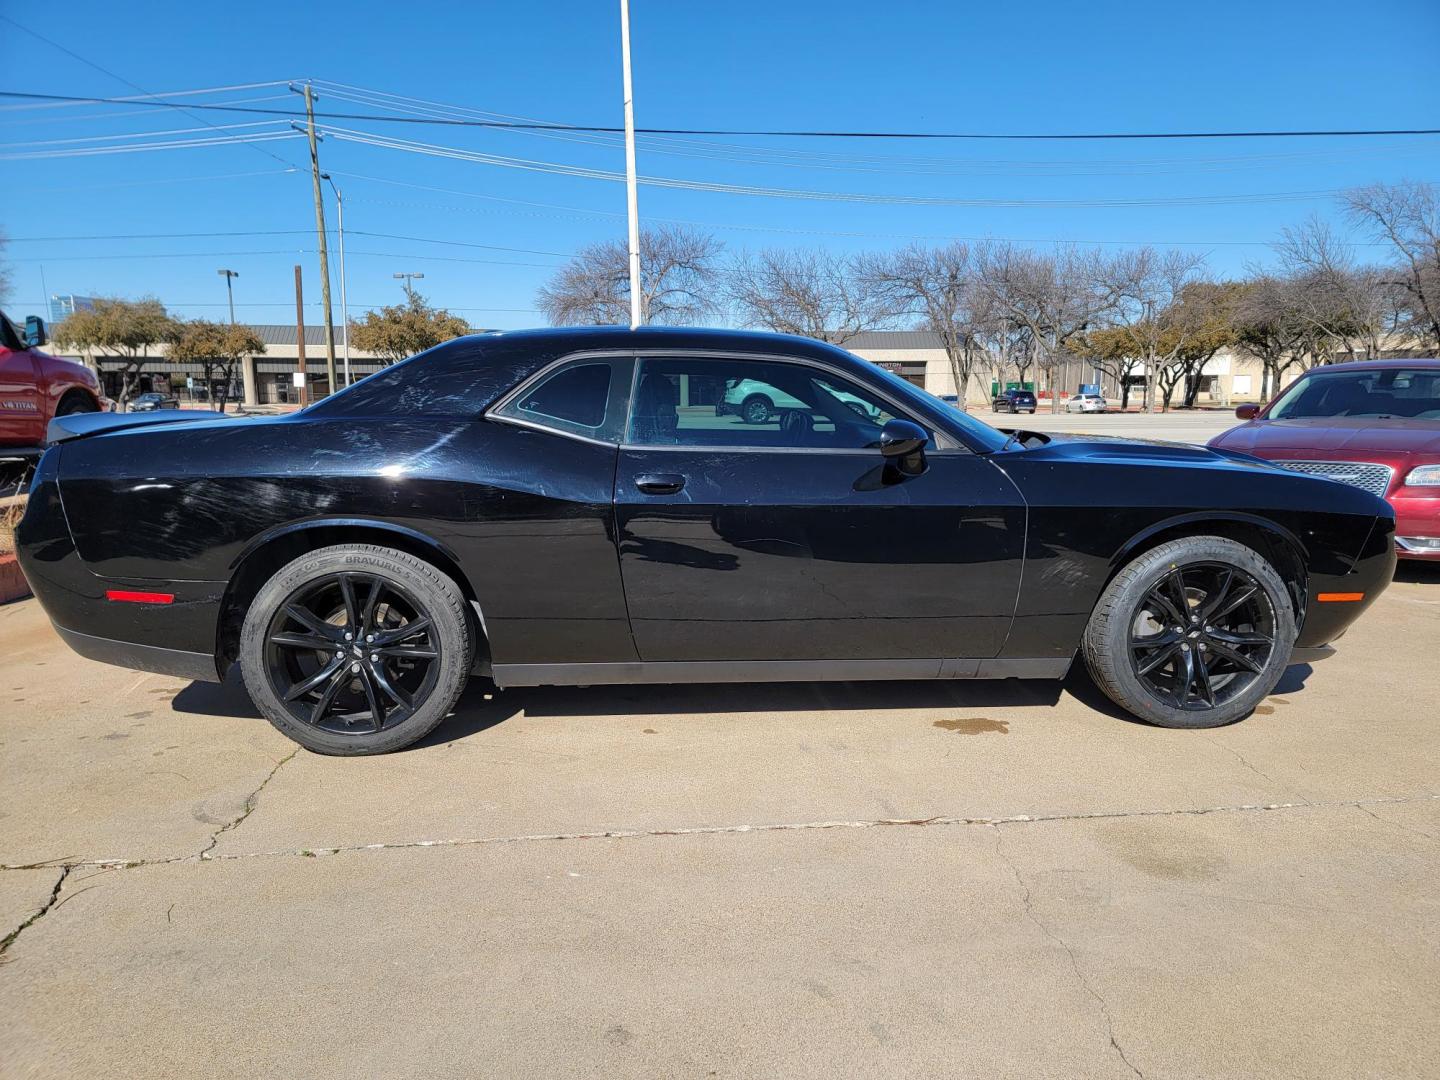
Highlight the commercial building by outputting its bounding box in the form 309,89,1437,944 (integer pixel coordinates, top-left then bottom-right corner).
47,295,98,325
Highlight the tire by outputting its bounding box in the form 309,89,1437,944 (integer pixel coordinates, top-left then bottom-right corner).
56,392,99,416
741,395,773,424
1082,536,1297,729
239,544,475,755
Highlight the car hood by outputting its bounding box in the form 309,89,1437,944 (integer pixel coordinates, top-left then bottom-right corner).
1212,417,1440,455
1001,429,1281,471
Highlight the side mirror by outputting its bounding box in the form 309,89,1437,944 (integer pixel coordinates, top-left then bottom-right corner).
24,316,48,349
879,418,928,476
1234,403,1260,420
879,418,927,457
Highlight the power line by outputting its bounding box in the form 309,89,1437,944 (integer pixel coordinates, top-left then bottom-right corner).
324,124,1361,209
0,20,298,168
4,88,1439,141
9,247,563,269
5,228,570,257
4,168,298,195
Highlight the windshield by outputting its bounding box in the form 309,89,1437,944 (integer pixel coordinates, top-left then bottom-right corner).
1269,368,1440,421
853,351,1011,452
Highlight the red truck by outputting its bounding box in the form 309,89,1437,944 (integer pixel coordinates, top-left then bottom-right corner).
1,310,109,451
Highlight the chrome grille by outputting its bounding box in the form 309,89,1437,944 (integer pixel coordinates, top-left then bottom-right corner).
1273,460,1394,498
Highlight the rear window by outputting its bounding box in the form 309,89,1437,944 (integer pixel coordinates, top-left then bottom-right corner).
491,357,634,442
306,338,538,419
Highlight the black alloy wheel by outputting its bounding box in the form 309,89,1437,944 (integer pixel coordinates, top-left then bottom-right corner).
1082,535,1297,729
264,572,440,734
240,544,474,754
1127,561,1275,711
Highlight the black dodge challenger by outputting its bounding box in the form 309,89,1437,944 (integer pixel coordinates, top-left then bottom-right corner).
18,327,1394,754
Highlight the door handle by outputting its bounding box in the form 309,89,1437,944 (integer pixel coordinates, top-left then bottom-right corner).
634,473,686,495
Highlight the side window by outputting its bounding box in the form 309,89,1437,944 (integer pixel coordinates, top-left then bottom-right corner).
627,357,922,450
492,358,633,442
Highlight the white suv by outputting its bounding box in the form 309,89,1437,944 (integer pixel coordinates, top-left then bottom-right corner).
718,378,881,424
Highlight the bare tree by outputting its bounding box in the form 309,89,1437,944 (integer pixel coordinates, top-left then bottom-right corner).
729,248,892,343
537,226,723,326
0,230,12,309
857,242,996,404
1274,216,1396,360
975,243,1140,412
1343,181,1440,349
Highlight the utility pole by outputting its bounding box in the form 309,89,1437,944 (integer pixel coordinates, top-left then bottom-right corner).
293,264,309,407
322,174,351,387
619,0,642,329
217,269,238,325
293,82,338,397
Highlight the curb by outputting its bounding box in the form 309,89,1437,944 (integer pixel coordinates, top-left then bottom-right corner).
0,553,31,605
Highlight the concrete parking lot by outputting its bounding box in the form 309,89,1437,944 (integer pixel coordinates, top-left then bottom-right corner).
2,412,1436,1079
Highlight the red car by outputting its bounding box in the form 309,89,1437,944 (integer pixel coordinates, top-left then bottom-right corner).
1,310,109,450
1209,359,1440,560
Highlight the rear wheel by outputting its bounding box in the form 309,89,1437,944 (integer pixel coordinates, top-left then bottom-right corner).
239,544,474,754
741,395,773,424
1082,536,1296,728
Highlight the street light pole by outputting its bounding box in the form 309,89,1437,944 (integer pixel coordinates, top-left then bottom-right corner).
619,0,642,330
393,272,424,302
322,174,351,388
217,269,238,325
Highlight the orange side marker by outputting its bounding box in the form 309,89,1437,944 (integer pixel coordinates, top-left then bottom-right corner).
1316,592,1364,602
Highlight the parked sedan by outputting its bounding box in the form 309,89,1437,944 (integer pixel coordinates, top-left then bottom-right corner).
993,388,1037,414
1067,394,1108,414
20,327,1393,755
1209,359,1440,559
129,391,180,412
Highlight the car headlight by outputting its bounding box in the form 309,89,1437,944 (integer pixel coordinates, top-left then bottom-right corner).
1405,464,1440,487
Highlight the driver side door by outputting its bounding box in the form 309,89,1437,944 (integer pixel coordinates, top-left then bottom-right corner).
613,353,1027,664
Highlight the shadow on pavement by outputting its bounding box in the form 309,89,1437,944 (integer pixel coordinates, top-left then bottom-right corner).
170,656,1317,747
1394,560,1440,585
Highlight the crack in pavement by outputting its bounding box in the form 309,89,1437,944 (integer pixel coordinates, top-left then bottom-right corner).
196,749,299,860
993,827,1144,1079
1354,803,1437,841
0,866,71,962
1203,737,1309,805
3,791,1435,873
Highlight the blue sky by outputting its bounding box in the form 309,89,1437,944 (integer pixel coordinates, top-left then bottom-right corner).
3,0,1439,329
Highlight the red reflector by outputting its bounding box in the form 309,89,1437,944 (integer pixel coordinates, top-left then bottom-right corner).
1316,592,1364,603
105,590,175,605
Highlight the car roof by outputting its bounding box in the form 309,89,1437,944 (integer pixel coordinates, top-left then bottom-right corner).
442,325,891,380
1296,357,1440,372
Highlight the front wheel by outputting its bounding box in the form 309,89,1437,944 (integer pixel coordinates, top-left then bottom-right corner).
1082,536,1297,729
239,544,475,755
56,392,100,416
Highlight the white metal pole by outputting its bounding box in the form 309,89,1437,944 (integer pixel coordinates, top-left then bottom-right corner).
619,0,642,329
333,182,351,386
